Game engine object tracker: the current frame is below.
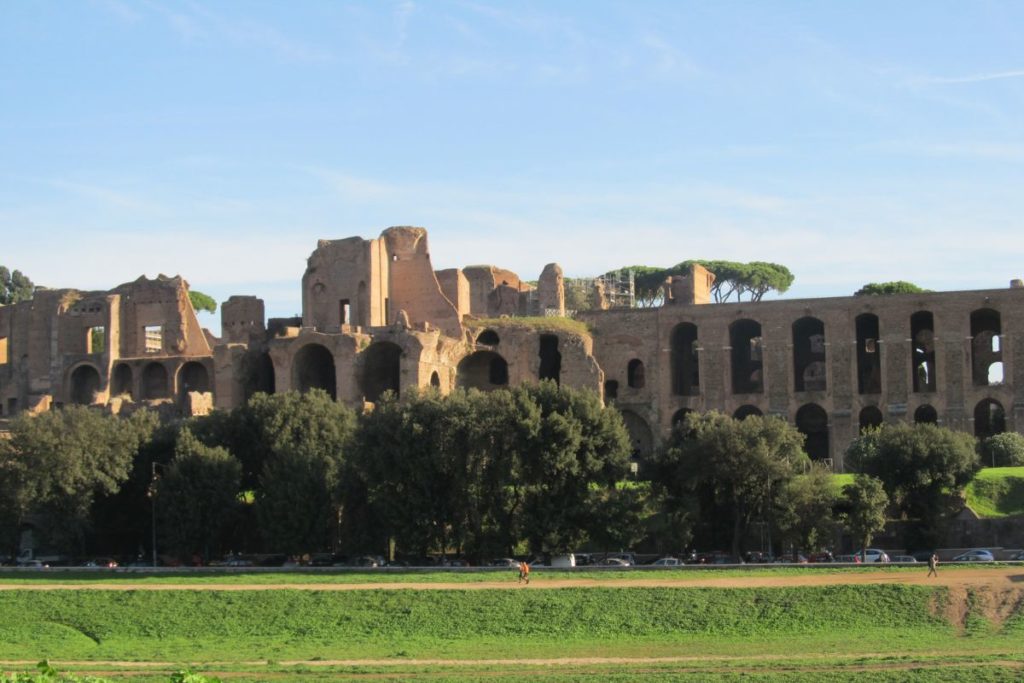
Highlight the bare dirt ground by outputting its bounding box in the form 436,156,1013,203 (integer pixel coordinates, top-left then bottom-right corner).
0,566,1021,591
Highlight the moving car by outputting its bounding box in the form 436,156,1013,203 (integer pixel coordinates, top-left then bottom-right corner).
951,549,994,562
852,549,890,563
652,557,682,566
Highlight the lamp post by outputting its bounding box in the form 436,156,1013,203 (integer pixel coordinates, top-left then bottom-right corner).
148,463,160,567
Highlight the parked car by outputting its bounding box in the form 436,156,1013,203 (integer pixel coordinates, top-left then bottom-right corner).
834,554,862,563
492,558,520,567
602,557,631,567
81,558,118,568
890,555,917,563
852,549,890,563
807,552,834,563
223,554,254,567
16,559,49,569
774,554,808,564
652,557,682,566
1010,550,1024,561
952,549,994,562
743,551,774,564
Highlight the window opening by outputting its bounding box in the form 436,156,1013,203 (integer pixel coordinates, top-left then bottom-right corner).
144,326,163,354
87,327,106,354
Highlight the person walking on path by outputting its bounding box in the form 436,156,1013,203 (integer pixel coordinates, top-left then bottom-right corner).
518,560,531,584
927,553,938,577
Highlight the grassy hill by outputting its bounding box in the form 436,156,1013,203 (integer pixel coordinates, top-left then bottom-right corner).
965,467,1024,518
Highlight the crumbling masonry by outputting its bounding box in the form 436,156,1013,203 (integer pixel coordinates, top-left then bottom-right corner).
2,226,1022,471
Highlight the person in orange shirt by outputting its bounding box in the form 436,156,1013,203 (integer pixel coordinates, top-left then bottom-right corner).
518,561,530,584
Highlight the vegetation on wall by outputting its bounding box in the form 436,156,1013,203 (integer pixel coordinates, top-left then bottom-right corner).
0,265,34,305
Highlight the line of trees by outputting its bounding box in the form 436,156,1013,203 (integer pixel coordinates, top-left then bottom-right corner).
0,383,994,564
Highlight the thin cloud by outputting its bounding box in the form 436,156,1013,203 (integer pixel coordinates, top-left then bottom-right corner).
915,69,1024,85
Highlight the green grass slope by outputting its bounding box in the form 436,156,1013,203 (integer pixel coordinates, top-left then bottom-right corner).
965,467,1024,518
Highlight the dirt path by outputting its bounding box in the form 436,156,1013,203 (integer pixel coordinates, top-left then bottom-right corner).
0,566,1021,591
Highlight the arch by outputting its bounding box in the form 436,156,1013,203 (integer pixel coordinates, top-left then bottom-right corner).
538,334,561,385
671,408,694,426
457,350,509,391
796,403,830,461
913,404,938,425
604,380,619,401
177,361,210,401
910,311,936,393
111,363,133,398
142,362,170,400
243,351,276,399
429,371,441,388
858,406,884,432
619,409,654,459
670,323,700,396
988,361,1005,385
360,341,402,402
971,308,1002,386
792,317,826,392
293,343,336,400
730,319,763,394
855,313,881,394
733,404,763,421
69,364,101,405
974,398,1006,440
627,359,646,389
476,329,500,346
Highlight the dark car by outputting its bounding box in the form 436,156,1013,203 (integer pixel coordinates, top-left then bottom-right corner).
258,554,288,567
807,551,834,563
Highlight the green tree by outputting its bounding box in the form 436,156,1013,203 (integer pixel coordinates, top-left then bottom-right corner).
845,423,979,549
248,390,356,554
651,412,807,557
854,281,930,296
156,428,242,562
606,260,794,306
0,407,156,554
838,474,889,561
0,265,35,304
187,289,218,315
979,432,1024,468
773,464,837,555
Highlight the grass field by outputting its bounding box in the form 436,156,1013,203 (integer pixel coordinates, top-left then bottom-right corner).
965,467,1024,518
1,568,1022,681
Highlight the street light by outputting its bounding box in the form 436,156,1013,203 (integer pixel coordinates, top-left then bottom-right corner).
148,463,161,567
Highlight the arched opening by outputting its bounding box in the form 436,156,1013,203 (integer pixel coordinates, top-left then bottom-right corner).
70,365,101,405
111,363,133,399
730,319,763,394
910,311,936,393
671,408,694,427
858,406,884,432
360,342,402,402
733,404,763,420
619,409,654,461
538,334,561,385
792,317,826,392
855,314,881,394
627,359,646,389
243,351,276,400
293,343,336,400
429,371,441,388
988,361,1005,385
914,404,938,425
974,398,1006,440
476,329,500,346
796,403,830,461
356,281,368,328
971,309,1002,386
604,380,619,401
177,361,210,401
670,323,700,396
142,362,170,400
457,350,509,391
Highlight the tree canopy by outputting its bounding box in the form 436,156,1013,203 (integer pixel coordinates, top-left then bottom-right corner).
651,412,807,557
187,290,218,315
845,423,978,548
604,260,794,307
0,266,34,305
978,432,1024,468
838,474,889,560
854,281,930,296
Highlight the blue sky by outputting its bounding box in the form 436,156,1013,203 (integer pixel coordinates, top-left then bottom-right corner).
2,1,1023,323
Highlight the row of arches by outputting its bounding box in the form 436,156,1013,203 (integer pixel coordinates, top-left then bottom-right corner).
657,307,1006,400
68,360,210,405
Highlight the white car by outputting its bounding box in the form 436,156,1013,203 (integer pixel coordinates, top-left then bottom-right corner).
652,557,682,566
952,549,994,562
853,549,890,563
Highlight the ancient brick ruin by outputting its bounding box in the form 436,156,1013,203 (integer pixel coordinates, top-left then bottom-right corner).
2,226,1022,471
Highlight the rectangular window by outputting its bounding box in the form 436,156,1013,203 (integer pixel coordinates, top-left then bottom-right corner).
339,299,350,325
0,336,7,365
87,327,105,354
144,326,163,354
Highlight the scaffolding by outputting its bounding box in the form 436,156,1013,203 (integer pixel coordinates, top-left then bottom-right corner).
565,269,637,313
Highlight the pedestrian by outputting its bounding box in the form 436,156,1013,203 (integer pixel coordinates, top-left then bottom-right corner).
518,560,530,585
927,553,938,578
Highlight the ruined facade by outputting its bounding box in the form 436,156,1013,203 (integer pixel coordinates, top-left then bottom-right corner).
2,226,1022,472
